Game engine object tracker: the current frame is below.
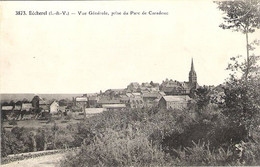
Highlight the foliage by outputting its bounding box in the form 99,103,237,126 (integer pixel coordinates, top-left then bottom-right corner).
216,0,260,80
194,86,211,111
223,55,260,140
61,128,171,167
1,123,77,158
216,0,260,33
216,0,260,147
8,119,17,125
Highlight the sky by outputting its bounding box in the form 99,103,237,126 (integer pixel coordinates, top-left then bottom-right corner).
0,1,260,93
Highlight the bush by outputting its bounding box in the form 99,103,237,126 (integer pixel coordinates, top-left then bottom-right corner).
60,127,173,167
8,120,17,125
173,141,236,166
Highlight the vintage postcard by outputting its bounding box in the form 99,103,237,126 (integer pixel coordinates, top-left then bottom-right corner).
1,0,260,166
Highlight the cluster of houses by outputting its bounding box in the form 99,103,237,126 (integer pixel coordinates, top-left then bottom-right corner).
1,99,70,120
72,59,199,112
1,59,200,120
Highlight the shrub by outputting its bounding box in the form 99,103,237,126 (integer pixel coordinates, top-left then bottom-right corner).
60,127,173,167
173,141,236,166
8,120,17,125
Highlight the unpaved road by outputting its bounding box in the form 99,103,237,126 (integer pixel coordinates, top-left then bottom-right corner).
1,153,65,167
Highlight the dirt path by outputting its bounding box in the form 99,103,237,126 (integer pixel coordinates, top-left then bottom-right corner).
2,153,65,167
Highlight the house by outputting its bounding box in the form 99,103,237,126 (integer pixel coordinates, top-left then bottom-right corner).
126,93,134,98
130,97,144,108
158,95,193,110
120,96,130,107
39,104,49,112
142,92,161,101
97,98,121,107
14,105,22,111
102,104,126,111
39,99,50,112
160,80,189,95
142,92,162,107
75,97,88,110
159,59,199,96
1,106,14,120
21,103,33,112
50,101,59,114
132,92,141,97
1,105,13,111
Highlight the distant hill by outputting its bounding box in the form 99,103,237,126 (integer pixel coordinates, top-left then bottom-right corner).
0,94,83,102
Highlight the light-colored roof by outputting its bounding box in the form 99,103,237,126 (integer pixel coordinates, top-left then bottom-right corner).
102,104,126,109
2,106,13,111
22,103,33,110
163,95,192,102
132,92,141,96
98,99,121,104
76,97,88,102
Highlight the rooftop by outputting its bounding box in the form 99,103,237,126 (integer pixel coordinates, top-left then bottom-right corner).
162,95,192,102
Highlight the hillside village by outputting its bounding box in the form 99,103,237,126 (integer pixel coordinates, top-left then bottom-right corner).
1,59,214,121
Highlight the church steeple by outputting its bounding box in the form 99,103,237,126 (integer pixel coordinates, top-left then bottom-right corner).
189,58,197,84
191,58,194,71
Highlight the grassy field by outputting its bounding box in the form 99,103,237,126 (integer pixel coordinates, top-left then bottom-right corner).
2,111,102,130
2,118,82,130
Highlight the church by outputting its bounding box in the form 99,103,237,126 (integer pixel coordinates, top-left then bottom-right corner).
160,58,198,96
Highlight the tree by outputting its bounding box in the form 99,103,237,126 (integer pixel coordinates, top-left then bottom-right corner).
216,0,260,142
223,55,260,141
22,98,29,103
195,86,211,111
31,95,40,110
216,0,260,80
15,101,22,105
1,101,9,106
59,99,68,106
9,100,15,106
36,128,49,151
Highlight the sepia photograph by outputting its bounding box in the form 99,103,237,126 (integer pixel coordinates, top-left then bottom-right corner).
1,0,260,166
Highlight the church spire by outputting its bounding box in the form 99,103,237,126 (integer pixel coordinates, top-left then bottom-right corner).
191,58,194,71
189,58,197,85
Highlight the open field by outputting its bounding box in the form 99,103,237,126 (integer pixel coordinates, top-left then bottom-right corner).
2,111,102,130
2,118,82,130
